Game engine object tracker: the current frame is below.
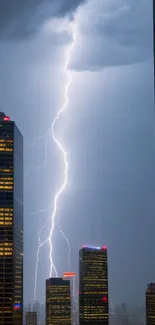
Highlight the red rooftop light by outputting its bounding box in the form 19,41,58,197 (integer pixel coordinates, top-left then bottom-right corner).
63,272,76,278
3,116,10,121
101,246,107,250
102,296,108,302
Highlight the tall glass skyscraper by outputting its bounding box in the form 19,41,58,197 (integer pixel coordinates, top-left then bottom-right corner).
79,246,108,325
0,112,23,325
46,278,71,325
146,283,155,325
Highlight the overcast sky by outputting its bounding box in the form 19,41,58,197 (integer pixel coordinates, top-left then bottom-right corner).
0,0,154,305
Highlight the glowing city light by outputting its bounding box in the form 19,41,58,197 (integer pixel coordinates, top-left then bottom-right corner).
102,296,108,302
14,304,21,310
3,116,10,121
101,245,108,250
83,246,101,250
63,272,76,278
83,245,108,251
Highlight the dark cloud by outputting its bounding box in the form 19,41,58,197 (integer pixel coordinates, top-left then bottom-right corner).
71,0,153,70
0,0,86,39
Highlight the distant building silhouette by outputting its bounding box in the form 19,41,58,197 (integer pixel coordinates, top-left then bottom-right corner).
146,283,155,325
46,277,71,325
0,112,23,325
26,312,37,325
79,245,109,325
33,301,44,325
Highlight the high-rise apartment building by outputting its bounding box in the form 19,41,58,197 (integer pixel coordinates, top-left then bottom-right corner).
46,277,71,325
79,245,108,325
0,112,23,325
146,283,155,325
26,312,37,325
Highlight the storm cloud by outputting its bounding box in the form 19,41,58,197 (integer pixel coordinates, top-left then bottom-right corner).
72,0,153,70
0,0,86,38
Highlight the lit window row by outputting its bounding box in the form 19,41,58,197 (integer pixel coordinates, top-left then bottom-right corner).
0,247,12,251
0,222,12,225
0,177,13,180
0,217,13,220
0,242,12,246
0,139,13,143
0,252,12,256
0,169,13,173
14,295,21,298
0,182,13,185
0,186,13,189
0,214,13,217
0,148,13,152
0,143,13,148
0,208,13,211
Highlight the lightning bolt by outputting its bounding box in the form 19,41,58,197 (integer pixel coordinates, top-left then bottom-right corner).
32,23,75,301
49,24,75,277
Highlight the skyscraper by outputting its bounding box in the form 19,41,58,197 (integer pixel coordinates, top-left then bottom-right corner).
146,283,155,325
79,245,108,325
0,112,23,325
26,312,37,325
46,277,71,325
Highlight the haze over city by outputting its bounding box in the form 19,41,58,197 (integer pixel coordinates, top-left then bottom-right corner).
0,0,154,314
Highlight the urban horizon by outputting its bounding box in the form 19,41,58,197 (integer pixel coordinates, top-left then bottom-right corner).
0,0,154,325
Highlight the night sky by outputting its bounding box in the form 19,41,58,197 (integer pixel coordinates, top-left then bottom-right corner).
0,0,154,306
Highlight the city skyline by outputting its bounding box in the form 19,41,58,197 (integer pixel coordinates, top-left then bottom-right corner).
0,0,154,311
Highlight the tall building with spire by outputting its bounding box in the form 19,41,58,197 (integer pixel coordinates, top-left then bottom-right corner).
79,245,109,325
0,112,23,325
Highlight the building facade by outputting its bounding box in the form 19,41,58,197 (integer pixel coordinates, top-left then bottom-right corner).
146,283,155,325
79,246,109,325
0,112,23,325
26,312,37,325
46,277,71,325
